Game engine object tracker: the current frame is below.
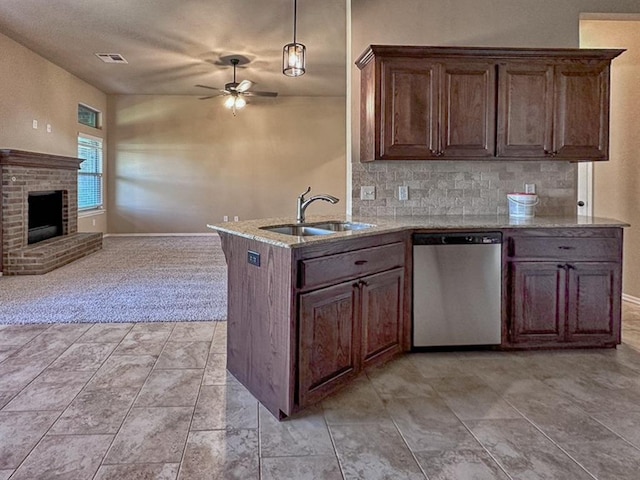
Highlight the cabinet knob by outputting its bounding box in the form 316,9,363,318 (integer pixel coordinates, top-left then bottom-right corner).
558,246,575,250
577,201,585,207
544,150,558,157
354,260,368,266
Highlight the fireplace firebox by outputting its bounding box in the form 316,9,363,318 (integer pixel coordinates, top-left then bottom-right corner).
28,190,64,244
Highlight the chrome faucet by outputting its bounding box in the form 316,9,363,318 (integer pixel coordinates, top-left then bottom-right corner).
296,187,340,224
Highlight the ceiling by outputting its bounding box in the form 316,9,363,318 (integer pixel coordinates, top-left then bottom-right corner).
0,0,347,97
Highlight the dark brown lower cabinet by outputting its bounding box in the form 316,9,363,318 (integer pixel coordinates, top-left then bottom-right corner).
506,228,622,349
298,282,359,407
566,262,621,344
360,268,404,367
298,267,404,408
509,261,566,345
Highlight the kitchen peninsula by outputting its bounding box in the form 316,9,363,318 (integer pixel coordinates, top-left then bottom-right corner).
209,214,627,418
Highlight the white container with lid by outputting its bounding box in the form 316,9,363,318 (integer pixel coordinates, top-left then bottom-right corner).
507,193,539,218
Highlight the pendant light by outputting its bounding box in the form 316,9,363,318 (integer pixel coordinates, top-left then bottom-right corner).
282,0,306,77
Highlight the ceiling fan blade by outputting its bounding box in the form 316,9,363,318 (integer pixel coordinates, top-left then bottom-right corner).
236,79,255,93
198,95,219,100
244,91,278,97
195,84,224,92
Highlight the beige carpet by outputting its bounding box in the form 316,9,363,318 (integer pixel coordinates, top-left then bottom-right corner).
0,235,227,324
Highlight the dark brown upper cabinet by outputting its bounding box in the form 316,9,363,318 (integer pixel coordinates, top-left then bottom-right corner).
356,45,623,162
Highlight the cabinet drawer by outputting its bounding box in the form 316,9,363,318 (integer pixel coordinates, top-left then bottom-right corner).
509,237,619,261
300,242,405,289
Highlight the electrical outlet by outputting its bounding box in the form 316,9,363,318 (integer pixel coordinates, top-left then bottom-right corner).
32,120,38,129
223,215,228,222
360,186,375,200
46,124,52,133
525,183,536,194
398,185,409,201
248,250,261,267
234,216,239,221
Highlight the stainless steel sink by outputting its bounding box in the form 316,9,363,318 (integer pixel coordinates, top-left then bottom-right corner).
260,221,375,237
260,225,334,236
309,221,374,232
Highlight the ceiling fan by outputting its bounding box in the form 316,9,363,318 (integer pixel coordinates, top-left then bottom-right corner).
196,58,278,115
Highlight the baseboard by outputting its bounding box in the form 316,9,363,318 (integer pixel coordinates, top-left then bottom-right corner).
622,294,640,306
103,232,218,238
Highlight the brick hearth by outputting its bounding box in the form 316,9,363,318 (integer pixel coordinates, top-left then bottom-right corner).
0,149,102,275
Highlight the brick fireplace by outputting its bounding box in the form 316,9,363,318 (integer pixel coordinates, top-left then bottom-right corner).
0,149,103,275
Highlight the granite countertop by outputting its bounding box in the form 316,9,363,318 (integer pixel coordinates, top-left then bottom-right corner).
207,214,629,248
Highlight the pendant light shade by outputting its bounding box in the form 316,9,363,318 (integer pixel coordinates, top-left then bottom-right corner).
283,0,306,77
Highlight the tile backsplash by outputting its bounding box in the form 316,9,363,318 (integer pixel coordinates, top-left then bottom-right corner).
351,160,577,217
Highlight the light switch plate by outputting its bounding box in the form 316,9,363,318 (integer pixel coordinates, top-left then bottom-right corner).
525,183,536,194
360,186,375,200
398,185,409,201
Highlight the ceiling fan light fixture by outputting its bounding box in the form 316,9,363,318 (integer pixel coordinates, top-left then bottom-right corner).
234,96,246,109
283,0,306,77
224,94,247,116
224,96,236,109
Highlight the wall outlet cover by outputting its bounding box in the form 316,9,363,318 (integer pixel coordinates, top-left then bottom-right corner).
398,185,409,201
525,183,536,194
360,186,375,200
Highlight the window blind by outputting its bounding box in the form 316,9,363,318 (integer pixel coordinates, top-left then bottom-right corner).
77,134,103,210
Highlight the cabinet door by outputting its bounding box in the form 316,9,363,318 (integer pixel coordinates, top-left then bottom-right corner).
298,282,359,407
566,262,621,345
380,59,439,159
553,62,610,160
497,63,554,158
360,268,404,367
509,262,566,345
440,61,496,158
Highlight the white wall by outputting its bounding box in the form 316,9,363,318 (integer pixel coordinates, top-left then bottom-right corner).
107,95,346,233
0,32,108,232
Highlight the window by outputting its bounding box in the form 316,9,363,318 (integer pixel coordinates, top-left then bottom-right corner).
78,104,101,128
77,134,103,211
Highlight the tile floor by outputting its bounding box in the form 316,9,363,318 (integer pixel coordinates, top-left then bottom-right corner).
1,304,640,479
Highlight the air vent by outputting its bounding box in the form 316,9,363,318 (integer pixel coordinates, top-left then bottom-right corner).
95,53,128,64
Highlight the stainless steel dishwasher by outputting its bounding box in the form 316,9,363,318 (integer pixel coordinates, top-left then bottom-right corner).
413,232,502,347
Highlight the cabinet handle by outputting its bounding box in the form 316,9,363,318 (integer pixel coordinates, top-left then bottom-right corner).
354,260,368,266
544,150,558,157
436,151,444,157
557,264,567,270
558,246,575,250
359,280,369,287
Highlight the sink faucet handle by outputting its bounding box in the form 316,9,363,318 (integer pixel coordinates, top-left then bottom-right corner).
299,186,312,201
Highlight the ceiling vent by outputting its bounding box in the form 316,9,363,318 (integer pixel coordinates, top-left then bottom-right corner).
95,53,128,64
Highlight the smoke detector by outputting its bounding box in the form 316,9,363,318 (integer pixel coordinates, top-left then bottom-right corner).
95,53,128,64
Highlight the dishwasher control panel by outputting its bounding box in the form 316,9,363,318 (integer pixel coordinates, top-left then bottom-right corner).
413,232,502,245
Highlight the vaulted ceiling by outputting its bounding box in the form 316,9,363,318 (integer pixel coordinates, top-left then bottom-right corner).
0,0,347,97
